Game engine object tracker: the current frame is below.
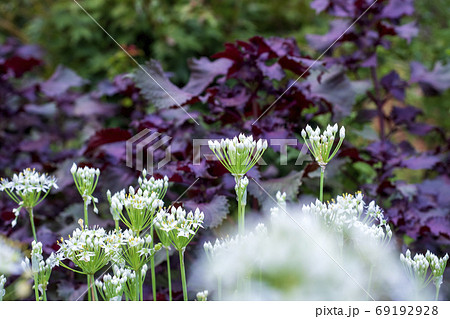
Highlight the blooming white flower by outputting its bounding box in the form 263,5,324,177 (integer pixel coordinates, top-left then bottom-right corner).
0,168,58,228
196,290,208,301
301,123,345,168
107,187,164,235
154,206,204,251
138,170,169,199
58,226,121,275
208,134,267,177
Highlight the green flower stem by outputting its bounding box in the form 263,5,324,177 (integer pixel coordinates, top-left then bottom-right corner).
136,271,140,301
42,288,47,301
435,285,440,301
166,247,172,301
140,272,144,301
150,224,157,301
83,200,89,227
179,249,188,301
114,220,120,232
33,273,39,301
237,196,244,235
319,167,325,202
87,275,92,301
28,207,37,242
90,274,98,301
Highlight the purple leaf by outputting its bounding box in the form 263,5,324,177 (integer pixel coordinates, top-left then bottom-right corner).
394,22,418,43
410,61,450,95
402,154,440,170
310,0,330,13
40,65,87,97
391,105,421,125
380,0,414,19
134,60,194,109
306,20,350,51
381,71,408,101
184,195,230,228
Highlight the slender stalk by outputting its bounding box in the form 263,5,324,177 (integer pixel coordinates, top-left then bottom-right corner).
90,275,97,301
150,224,156,301
319,167,325,202
166,248,172,301
179,249,188,301
435,285,440,301
33,274,39,301
87,275,92,301
136,270,140,301
83,200,89,227
28,208,37,242
140,272,144,301
42,288,47,301
114,220,119,232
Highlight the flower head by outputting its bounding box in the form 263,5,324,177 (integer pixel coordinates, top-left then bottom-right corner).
71,164,100,213
301,123,345,169
154,206,204,251
208,134,267,177
0,168,58,227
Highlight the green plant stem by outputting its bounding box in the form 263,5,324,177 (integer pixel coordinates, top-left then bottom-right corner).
33,274,39,301
42,288,47,301
114,220,119,232
90,274,98,301
166,248,172,301
136,270,140,301
140,273,144,301
28,208,37,242
179,249,188,301
84,200,89,227
87,275,92,301
319,167,325,202
150,224,156,301
435,284,440,301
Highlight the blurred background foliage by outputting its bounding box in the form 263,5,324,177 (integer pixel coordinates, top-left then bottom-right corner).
1,0,449,130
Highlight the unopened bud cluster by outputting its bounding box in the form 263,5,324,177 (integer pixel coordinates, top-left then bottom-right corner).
301,124,345,168
71,164,100,213
208,134,267,177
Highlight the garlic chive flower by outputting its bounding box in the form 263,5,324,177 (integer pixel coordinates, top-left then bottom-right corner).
22,241,59,301
108,187,164,236
120,229,162,272
138,170,169,200
110,265,142,301
301,124,345,169
208,134,267,178
400,249,449,300
0,168,58,240
0,275,6,301
95,272,128,301
301,124,345,202
57,226,121,275
155,206,204,301
71,164,100,226
155,206,204,251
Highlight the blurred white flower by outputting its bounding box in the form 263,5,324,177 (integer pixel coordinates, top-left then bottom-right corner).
0,236,23,275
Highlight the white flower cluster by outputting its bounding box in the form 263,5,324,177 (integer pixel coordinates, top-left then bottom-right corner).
270,191,287,218
196,290,208,301
138,169,169,199
0,168,58,227
120,229,161,271
58,226,121,274
70,164,100,213
108,186,164,234
302,192,391,245
208,134,268,177
301,124,345,168
0,275,6,301
154,206,204,251
194,208,424,300
400,249,449,290
95,272,127,301
0,236,23,275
